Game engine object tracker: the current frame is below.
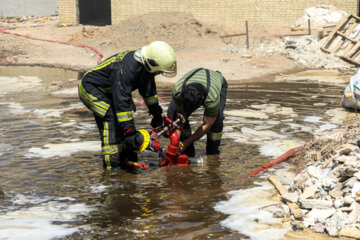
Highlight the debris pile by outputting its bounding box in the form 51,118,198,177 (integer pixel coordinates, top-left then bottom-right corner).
270,122,360,239
260,36,353,69
294,5,347,29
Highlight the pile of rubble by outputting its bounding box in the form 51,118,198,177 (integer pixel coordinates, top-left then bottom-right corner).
274,139,360,238
260,35,353,70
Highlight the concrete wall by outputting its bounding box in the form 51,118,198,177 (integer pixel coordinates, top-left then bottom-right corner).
58,0,359,26
0,0,57,17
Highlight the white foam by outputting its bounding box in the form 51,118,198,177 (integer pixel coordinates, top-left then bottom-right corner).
304,116,322,123
215,182,290,240
90,185,108,193
26,141,100,158
0,76,42,96
0,201,93,240
2,102,31,115
259,139,303,158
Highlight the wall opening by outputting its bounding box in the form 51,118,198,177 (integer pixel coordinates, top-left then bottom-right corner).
78,0,111,26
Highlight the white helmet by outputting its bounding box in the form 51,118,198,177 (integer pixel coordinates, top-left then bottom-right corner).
140,41,177,77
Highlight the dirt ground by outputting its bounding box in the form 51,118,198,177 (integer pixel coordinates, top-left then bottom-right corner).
0,12,302,85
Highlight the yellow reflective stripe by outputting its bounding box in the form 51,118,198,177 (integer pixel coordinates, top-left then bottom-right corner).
208,131,223,141
83,51,132,78
116,111,133,122
102,144,123,154
78,83,110,116
103,121,109,145
104,154,111,170
79,87,106,116
144,95,159,105
83,56,117,78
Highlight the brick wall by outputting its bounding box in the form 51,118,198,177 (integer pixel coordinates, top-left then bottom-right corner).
58,0,77,26
111,0,358,26
58,0,358,26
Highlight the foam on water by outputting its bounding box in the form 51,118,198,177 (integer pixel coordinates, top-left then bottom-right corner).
0,200,93,240
259,139,304,158
0,76,42,96
2,102,31,115
215,182,290,240
26,141,100,158
215,165,295,240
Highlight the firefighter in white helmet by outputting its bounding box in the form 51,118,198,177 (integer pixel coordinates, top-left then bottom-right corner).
79,41,176,170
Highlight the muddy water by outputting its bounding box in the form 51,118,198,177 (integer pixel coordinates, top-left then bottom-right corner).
0,66,350,239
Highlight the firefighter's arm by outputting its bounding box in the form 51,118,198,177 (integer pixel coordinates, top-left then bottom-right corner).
139,73,163,128
180,115,216,153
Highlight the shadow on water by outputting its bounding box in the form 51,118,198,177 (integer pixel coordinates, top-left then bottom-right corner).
0,66,348,239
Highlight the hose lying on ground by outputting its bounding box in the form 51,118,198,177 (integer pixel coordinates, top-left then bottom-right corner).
226,146,303,187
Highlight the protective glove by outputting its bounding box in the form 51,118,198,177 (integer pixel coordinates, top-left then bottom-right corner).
150,114,163,128
124,131,144,151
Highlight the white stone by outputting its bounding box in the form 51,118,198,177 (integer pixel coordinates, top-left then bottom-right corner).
307,166,323,179
281,192,299,203
344,195,354,205
300,184,318,200
349,202,360,224
304,208,336,227
334,198,344,209
313,222,325,233
300,199,333,209
352,182,360,201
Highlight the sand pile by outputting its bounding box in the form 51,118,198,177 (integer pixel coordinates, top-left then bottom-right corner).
83,11,226,51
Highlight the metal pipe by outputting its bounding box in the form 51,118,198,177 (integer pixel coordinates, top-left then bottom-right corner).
246,21,249,49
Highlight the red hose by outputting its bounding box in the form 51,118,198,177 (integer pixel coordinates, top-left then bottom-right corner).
0,27,103,63
0,26,169,102
226,146,303,187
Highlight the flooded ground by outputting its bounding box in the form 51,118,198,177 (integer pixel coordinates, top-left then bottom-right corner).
0,66,351,239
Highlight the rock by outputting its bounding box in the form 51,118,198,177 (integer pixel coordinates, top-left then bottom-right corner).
282,204,290,216
352,182,360,201
313,222,325,233
304,208,336,227
299,185,318,200
325,219,339,237
344,195,354,205
349,201,360,224
338,144,359,155
339,226,360,239
273,210,285,218
337,155,357,163
334,198,344,208
345,177,359,188
343,186,352,193
354,171,360,181
340,206,352,212
330,211,348,230
321,177,337,190
281,192,299,203
300,199,333,209
328,166,341,178
329,189,343,199
307,166,323,179
344,167,357,177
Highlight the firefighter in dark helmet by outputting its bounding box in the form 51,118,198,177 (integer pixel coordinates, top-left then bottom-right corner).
79,41,177,169
167,68,227,156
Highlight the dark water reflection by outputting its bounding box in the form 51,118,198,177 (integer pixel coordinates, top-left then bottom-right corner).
0,66,346,239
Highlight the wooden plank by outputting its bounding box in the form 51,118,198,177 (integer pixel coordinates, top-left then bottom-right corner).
332,22,359,53
321,15,352,52
268,175,305,219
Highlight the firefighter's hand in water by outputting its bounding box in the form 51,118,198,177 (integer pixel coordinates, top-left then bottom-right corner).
179,139,191,154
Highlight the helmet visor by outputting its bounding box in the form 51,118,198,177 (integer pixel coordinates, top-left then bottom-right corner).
161,62,177,78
